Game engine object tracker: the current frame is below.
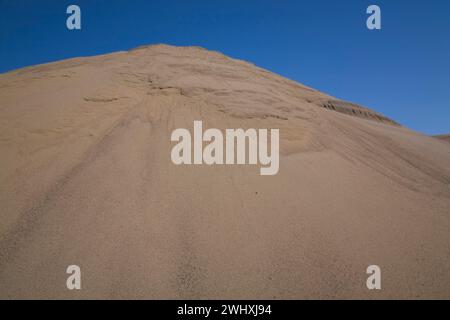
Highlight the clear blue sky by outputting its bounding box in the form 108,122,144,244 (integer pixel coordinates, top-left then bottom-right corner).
1,0,449,135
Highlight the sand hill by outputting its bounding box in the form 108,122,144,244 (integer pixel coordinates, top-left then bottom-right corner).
0,45,449,299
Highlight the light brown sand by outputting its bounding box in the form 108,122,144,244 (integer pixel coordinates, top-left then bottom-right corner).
0,45,449,299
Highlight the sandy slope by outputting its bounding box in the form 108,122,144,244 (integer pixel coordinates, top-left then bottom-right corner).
0,45,449,299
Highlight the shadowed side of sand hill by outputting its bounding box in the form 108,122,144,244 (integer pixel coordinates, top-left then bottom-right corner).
0,44,449,299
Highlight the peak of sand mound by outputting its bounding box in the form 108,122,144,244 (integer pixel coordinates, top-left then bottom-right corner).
3,44,398,126
0,44,449,299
